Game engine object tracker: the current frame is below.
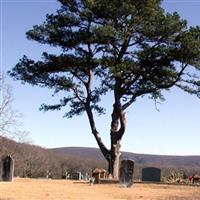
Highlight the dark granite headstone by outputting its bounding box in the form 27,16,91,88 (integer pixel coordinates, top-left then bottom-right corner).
70,172,82,180
142,167,161,182
119,159,134,187
1,155,14,182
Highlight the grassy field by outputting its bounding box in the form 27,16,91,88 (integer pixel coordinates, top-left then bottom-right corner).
1,178,200,200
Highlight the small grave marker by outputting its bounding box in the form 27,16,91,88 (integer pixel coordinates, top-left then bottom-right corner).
92,168,107,183
70,172,82,180
0,155,14,182
142,167,161,182
89,177,95,186
119,159,134,187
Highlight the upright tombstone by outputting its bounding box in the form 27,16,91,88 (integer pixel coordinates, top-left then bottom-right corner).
0,155,14,182
119,159,134,187
70,172,82,180
142,167,161,182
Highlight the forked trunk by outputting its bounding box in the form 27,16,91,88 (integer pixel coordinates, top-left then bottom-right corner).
107,103,126,179
85,86,125,179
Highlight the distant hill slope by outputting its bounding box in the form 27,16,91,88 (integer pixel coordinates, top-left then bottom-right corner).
52,147,200,169
1,136,199,178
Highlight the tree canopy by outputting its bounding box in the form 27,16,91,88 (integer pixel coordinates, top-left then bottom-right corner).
9,0,200,178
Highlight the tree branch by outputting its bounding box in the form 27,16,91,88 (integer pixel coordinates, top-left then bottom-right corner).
122,63,189,110
70,71,87,87
85,104,109,157
117,111,126,139
71,86,86,104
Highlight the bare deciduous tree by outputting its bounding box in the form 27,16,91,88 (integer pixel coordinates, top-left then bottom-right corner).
0,73,31,155
0,73,21,138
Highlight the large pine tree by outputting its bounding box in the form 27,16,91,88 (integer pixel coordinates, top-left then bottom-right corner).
9,0,200,178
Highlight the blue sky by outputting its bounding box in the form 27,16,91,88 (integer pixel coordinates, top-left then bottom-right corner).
1,0,200,155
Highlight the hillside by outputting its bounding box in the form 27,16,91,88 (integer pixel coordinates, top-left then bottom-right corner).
0,137,106,178
1,136,200,178
52,147,200,170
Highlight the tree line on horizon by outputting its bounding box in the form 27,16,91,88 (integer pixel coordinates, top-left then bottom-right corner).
0,136,106,178
1,136,199,180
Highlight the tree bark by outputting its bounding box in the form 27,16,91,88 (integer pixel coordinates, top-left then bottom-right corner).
108,103,126,179
85,105,109,158
110,138,121,179
85,101,126,179
106,77,126,179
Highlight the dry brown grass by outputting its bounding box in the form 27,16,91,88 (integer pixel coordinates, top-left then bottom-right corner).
0,178,200,200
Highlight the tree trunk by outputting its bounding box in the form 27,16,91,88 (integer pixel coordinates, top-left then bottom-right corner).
109,139,121,179
107,102,126,179
85,76,126,179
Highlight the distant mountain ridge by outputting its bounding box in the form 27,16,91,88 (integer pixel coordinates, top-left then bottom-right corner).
1,136,199,178
52,147,200,169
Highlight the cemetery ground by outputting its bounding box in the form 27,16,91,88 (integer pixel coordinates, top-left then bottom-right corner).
1,178,200,200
